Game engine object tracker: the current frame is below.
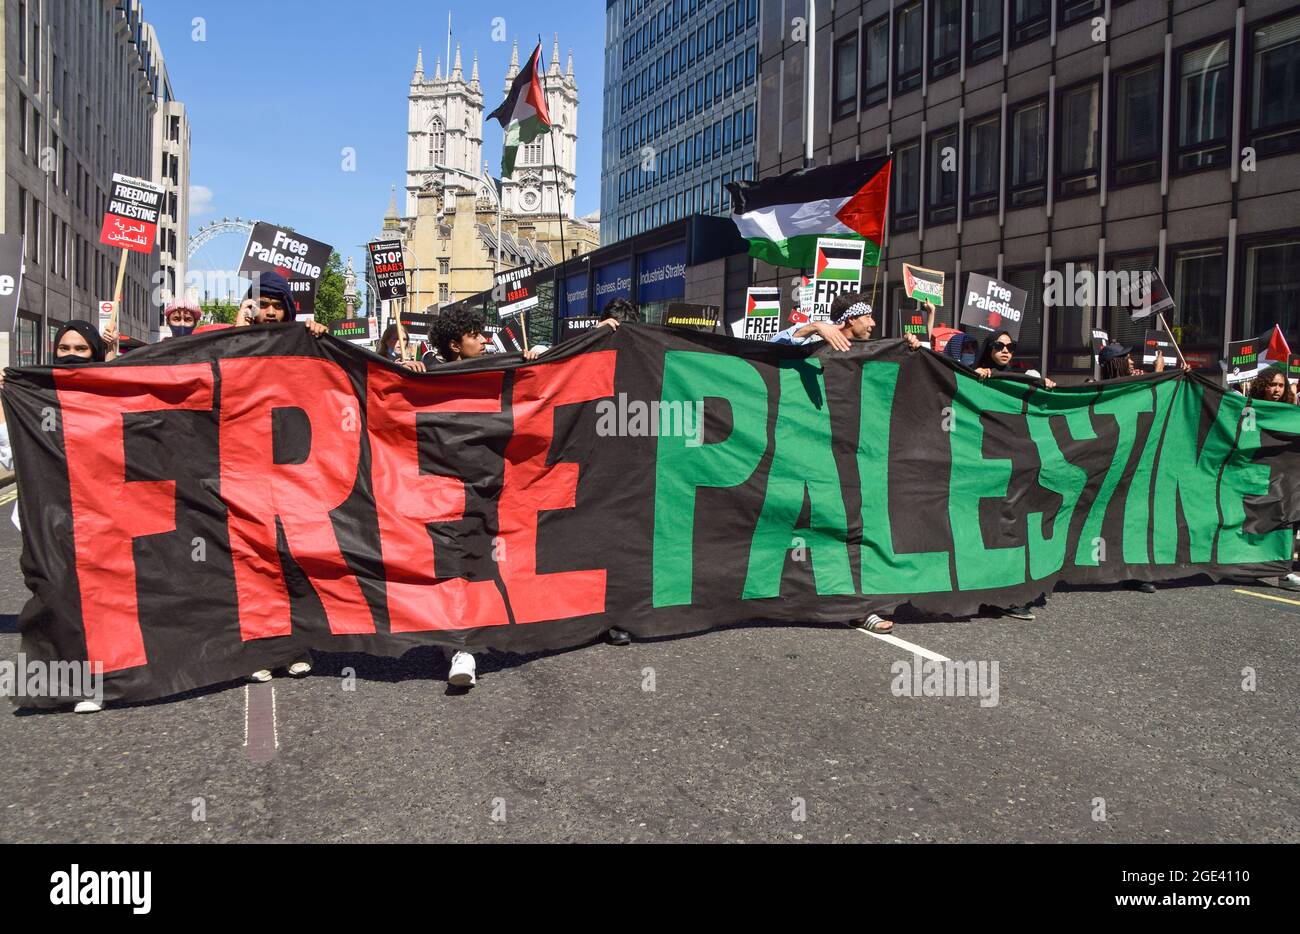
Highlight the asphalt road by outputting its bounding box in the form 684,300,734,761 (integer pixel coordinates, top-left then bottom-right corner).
0,490,1296,843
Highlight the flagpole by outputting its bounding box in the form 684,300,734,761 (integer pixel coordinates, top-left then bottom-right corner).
1156,311,1187,368
804,0,816,168
540,33,568,346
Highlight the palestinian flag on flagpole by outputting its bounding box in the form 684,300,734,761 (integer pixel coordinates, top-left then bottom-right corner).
488,42,551,176
725,155,892,269
1259,323,1291,367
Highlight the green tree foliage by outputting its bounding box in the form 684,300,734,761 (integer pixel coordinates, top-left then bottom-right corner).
314,251,348,325
202,298,238,325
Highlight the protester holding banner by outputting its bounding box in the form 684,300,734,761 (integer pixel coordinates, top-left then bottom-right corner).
595,297,640,331
162,299,203,338
435,309,541,365
1248,365,1296,404
972,332,1057,389
377,323,427,372
770,292,921,352
233,271,327,335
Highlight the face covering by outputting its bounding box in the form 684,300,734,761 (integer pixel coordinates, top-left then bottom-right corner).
55,354,93,366
169,324,196,337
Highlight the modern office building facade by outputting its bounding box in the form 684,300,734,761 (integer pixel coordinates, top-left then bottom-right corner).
3,0,181,363
145,20,189,338
601,0,762,245
754,0,1300,377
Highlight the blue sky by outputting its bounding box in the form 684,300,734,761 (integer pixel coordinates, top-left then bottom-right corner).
149,1,607,275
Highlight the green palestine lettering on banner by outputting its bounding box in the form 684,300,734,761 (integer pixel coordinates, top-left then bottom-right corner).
1074,383,1151,566
742,357,854,599
1024,388,1094,580
653,352,768,607
1151,380,1238,564
1217,395,1296,564
1122,378,1180,563
858,362,952,593
948,373,1034,590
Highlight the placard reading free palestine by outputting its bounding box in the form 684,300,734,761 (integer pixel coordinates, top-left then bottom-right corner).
809,237,865,320
742,287,782,340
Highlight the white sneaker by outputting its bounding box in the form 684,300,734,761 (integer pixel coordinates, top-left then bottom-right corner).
249,669,272,683
287,661,312,677
448,651,477,687
1279,572,1300,592
73,700,102,714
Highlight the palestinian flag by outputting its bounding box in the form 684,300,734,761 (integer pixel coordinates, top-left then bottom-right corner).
488,42,551,176
726,156,891,269
1259,323,1291,367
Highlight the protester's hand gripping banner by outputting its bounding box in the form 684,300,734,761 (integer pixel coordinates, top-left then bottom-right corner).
6,325,1300,705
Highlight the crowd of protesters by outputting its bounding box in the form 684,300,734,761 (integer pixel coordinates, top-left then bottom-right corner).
2,274,1296,712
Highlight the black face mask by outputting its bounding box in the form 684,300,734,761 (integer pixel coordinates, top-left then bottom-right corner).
55,354,93,366
169,324,196,337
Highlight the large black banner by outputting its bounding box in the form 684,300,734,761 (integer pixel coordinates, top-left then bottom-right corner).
5,325,1300,705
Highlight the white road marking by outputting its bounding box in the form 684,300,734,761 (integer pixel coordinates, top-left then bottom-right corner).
846,624,951,662
244,681,278,761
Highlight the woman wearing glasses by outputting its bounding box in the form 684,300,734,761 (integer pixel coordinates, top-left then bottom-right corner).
973,331,1057,389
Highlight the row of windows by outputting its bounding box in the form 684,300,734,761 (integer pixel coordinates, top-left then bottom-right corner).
619,53,756,157
621,0,758,69
877,12,1300,232
620,1,754,111
880,237,1300,376
621,40,756,129
619,106,756,199
615,162,756,242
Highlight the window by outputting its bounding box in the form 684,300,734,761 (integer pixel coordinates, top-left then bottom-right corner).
895,3,922,94
1112,62,1161,185
1249,13,1300,156
861,18,889,106
429,117,445,166
892,141,921,232
1005,266,1044,367
969,0,1001,63
1240,239,1300,342
1050,259,1096,373
967,114,1000,216
927,128,958,224
1169,246,1225,354
833,33,858,120
931,0,960,79
1012,0,1048,44
439,258,449,275
1103,252,1158,353
1059,0,1102,27
1057,82,1100,197
1176,40,1231,170
1008,99,1047,206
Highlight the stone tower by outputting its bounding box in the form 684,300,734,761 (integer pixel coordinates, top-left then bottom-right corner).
405,44,488,216
499,36,578,219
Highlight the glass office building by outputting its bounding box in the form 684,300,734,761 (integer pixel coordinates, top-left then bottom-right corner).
600,0,761,245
